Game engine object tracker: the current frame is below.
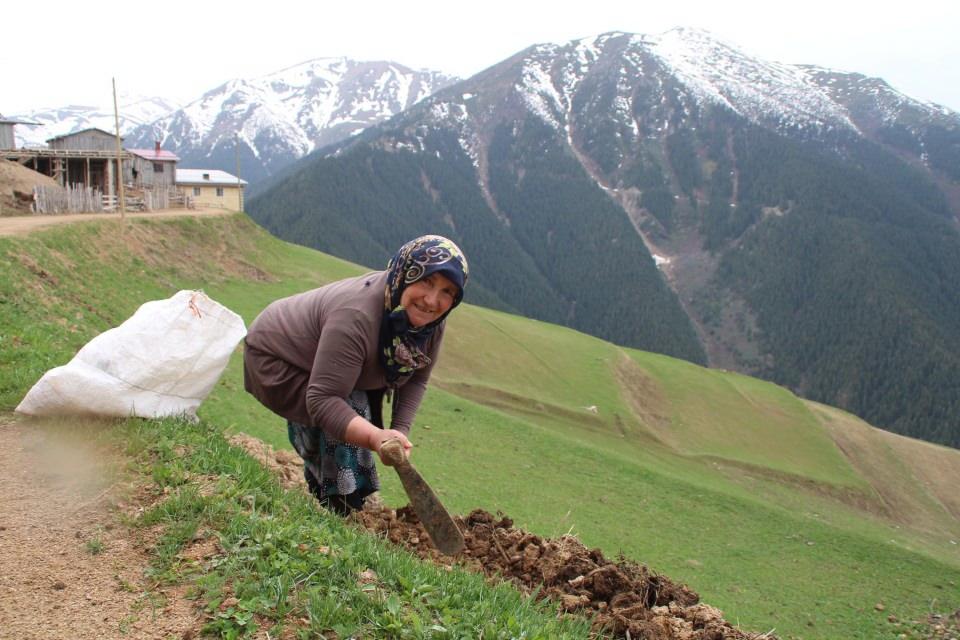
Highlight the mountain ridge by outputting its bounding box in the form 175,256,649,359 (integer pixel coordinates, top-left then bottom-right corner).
124,57,458,183
9,58,458,187
248,29,960,448
10,95,180,147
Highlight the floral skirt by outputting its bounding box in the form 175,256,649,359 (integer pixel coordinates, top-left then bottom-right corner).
287,390,379,509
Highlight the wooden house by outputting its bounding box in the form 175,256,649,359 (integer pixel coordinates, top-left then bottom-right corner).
47,127,117,151
0,117,40,150
0,119,19,149
176,169,246,211
22,128,127,195
2,124,185,210
125,142,179,189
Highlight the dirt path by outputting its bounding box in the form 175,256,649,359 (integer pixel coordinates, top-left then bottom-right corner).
0,417,201,639
0,207,236,237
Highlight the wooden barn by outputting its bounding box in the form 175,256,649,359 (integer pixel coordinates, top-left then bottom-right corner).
2,124,184,211
0,119,19,149
33,128,125,194
47,127,117,151
125,142,179,189
0,117,40,150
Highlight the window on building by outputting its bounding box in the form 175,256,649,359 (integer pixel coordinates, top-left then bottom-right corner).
193,187,201,196
216,187,224,197
153,162,164,173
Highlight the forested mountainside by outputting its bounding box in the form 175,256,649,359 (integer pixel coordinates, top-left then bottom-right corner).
249,29,960,447
248,126,707,363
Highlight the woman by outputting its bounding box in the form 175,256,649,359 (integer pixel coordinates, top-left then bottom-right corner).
243,235,468,515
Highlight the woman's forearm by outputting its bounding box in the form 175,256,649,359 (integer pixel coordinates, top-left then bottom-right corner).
343,415,380,449
343,415,411,456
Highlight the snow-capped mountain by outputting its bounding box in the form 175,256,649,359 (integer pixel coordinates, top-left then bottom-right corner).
249,28,960,448
404,28,957,163
125,58,458,184
11,95,179,147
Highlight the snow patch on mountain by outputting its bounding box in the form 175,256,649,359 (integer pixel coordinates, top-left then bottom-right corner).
127,58,457,181
504,29,882,137
518,46,566,130
800,65,959,127
10,95,180,147
644,28,859,132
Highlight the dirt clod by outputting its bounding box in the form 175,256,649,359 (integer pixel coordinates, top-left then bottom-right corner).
355,504,752,638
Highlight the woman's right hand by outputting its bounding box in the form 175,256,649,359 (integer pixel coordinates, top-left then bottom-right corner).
373,429,412,465
344,416,413,462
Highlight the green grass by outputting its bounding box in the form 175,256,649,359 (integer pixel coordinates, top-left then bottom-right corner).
393,387,960,639
109,415,592,639
84,534,106,556
627,352,863,487
2,213,959,639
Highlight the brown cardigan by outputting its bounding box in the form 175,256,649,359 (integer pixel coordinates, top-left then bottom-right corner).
243,271,444,440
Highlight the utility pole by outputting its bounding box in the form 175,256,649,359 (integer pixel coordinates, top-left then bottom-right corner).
235,132,243,212
112,77,126,218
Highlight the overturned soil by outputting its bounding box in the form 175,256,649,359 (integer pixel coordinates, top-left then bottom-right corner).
230,433,773,639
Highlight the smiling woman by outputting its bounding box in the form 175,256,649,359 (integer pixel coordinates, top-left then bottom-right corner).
401,272,458,327
242,235,469,515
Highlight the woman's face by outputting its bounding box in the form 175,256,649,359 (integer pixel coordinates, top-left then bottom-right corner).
400,272,459,327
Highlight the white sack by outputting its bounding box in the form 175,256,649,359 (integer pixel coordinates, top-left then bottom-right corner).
16,290,247,420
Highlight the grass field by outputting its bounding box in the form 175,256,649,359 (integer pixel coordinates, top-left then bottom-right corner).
2,213,958,639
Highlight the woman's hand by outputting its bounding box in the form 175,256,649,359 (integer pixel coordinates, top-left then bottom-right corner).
344,416,412,462
372,429,412,465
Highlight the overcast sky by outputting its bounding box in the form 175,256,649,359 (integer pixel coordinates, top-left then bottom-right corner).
3,0,958,115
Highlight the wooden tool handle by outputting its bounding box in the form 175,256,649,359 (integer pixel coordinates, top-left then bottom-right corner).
380,438,407,467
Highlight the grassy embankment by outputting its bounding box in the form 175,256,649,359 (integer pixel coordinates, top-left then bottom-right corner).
1,213,958,639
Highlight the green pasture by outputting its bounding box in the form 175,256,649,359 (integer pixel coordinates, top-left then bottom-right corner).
1,213,958,639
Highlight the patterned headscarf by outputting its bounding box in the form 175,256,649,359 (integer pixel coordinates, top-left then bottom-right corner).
379,235,469,385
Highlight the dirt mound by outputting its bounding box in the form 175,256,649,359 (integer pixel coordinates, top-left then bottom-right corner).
0,158,62,215
357,506,766,639
229,433,772,639
906,610,960,638
229,432,305,489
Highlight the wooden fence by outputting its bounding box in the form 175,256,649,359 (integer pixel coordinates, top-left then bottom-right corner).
32,185,189,214
33,184,105,214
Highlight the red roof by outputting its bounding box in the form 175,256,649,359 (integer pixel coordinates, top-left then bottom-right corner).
128,148,180,162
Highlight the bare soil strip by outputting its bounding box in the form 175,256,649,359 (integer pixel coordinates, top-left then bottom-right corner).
0,419,201,639
0,208,235,237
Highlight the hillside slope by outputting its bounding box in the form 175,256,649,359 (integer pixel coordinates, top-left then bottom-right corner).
1,214,957,639
248,29,960,449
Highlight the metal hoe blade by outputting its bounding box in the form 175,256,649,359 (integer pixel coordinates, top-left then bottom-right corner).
380,439,465,555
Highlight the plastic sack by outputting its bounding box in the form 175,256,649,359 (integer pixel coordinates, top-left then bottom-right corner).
16,290,247,420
